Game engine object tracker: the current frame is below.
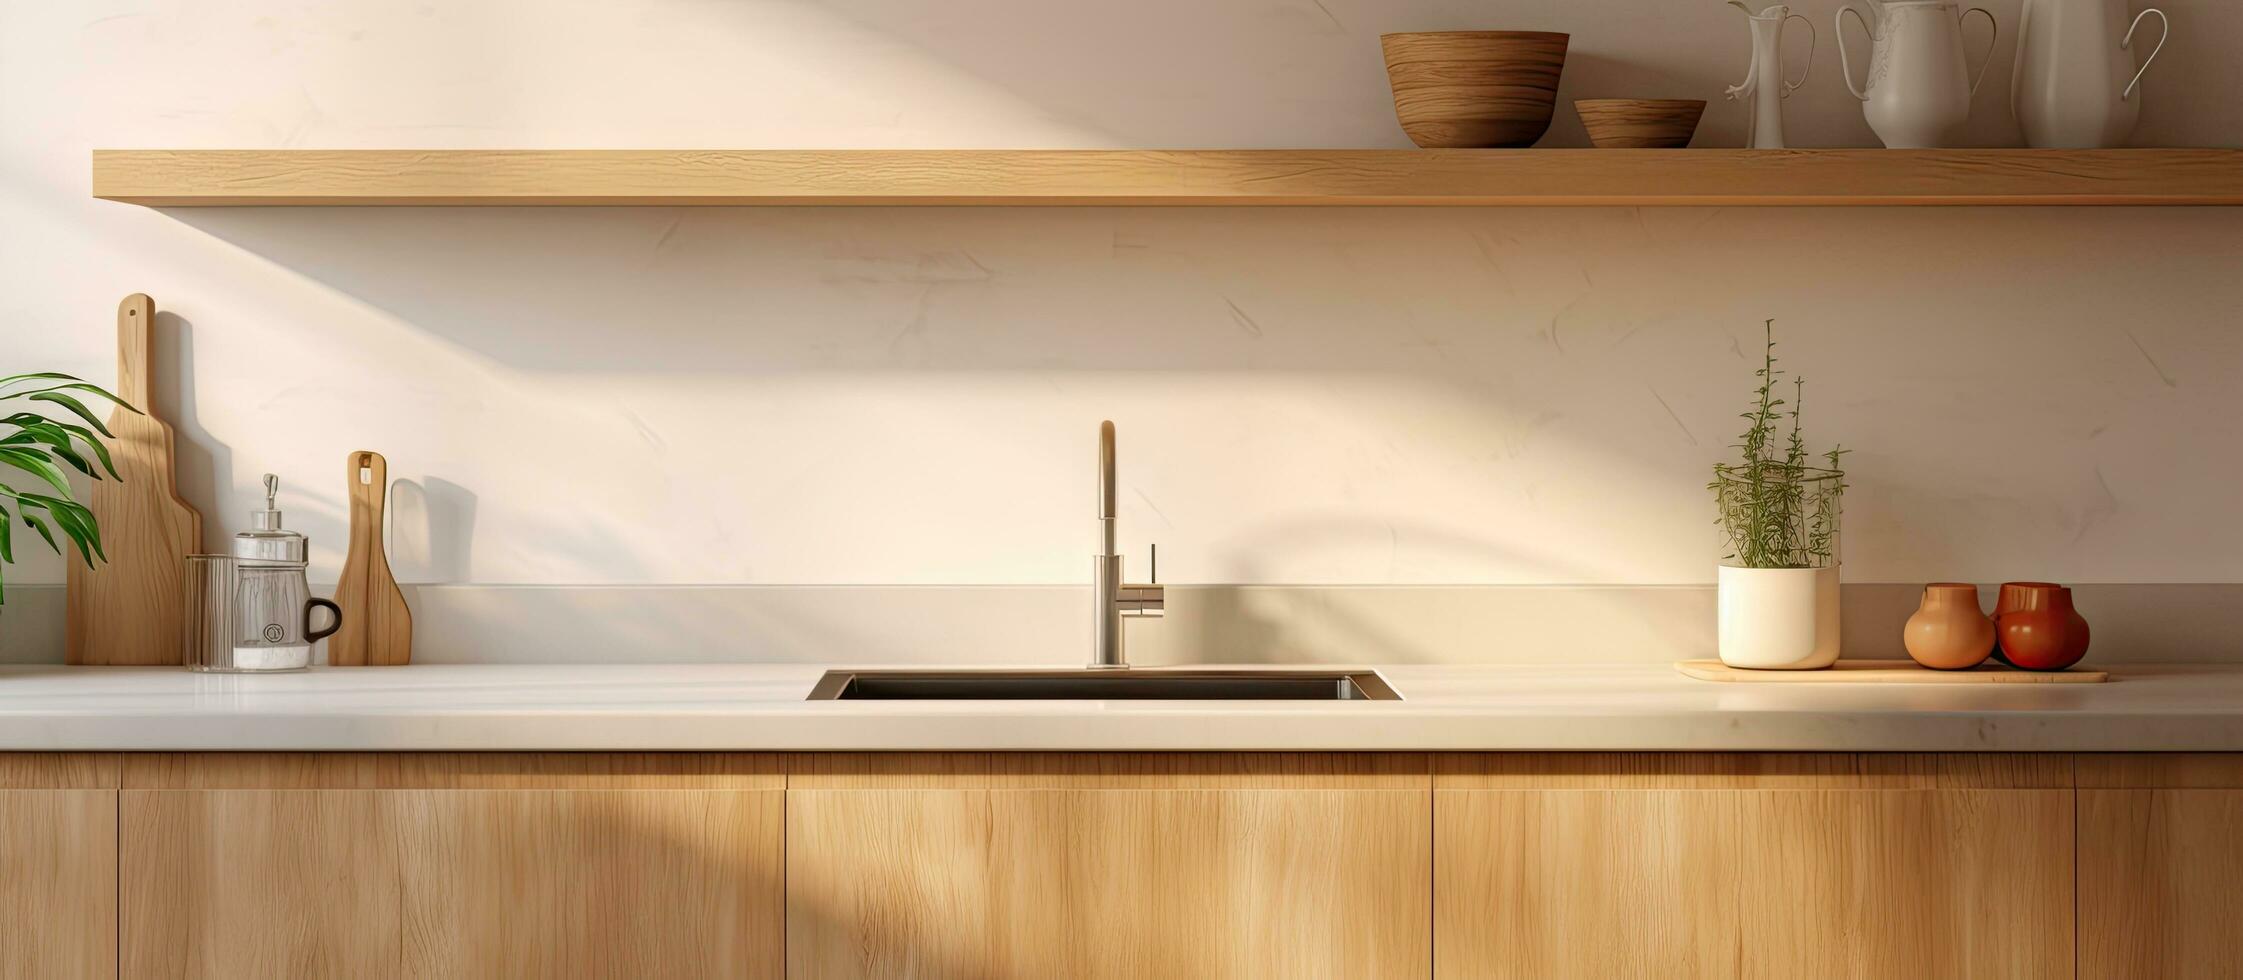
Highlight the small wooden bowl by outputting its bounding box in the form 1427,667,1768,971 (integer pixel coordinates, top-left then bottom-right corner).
1574,99,1706,148
1381,32,1570,148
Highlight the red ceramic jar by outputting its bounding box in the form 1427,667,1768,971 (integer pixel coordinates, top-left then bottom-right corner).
1989,581,2062,666
1995,584,2091,672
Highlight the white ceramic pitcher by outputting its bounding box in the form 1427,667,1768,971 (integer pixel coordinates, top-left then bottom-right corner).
2012,0,2169,148
1836,0,1998,147
1726,2,1817,149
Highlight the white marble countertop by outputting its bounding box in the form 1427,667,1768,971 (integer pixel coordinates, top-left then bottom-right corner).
2,663,2238,752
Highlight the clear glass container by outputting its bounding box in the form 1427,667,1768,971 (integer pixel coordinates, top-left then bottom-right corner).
181,475,341,672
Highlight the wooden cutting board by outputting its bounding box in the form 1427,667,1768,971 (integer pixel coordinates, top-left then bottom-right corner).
1676,659,2108,684
329,450,412,665
66,294,204,665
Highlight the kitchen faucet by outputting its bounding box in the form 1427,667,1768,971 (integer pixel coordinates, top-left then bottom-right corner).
1092,420,1163,668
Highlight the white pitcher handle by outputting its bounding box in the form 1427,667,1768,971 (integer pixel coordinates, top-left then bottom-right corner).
1727,36,1761,101
1834,5,1871,101
1961,7,1998,98
1781,14,1817,97
2122,8,2169,101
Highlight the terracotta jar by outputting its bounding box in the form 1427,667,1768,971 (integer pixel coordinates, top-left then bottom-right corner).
1989,581,2062,665
1996,584,2092,671
1903,583,1996,669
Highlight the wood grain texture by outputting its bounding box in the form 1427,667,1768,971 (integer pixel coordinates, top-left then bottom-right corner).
2077,752,2243,787
67,293,203,665
1380,32,1569,148
1575,99,1706,149
90,149,2243,206
0,789,117,979
1677,658,2108,683
1437,787,2074,978
2080,788,2243,978
329,450,411,665
122,787,784,979
121,751,784,789
0,752,120,789
1436,751,2074,788
786,751,1431,789
788,787,1430,979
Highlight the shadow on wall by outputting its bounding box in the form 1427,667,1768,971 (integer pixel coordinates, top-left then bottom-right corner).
141,201,2243,586
391,476,480,583
154,204,2227,375
153,310,352,565
1186,514,1618,663
152,314,484,585
153,311,234,553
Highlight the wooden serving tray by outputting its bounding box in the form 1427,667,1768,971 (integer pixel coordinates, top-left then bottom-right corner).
1676,659,2108,684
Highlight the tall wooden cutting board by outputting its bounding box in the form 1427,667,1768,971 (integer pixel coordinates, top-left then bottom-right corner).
329,450,412,665
66,294,204,665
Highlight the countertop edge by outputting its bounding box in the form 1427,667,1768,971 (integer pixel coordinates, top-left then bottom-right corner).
6,663,2240,753
6,710,2239,753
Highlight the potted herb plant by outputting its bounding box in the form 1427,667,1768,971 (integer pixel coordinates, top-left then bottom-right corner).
1709,322,1848,669
1,372,132,608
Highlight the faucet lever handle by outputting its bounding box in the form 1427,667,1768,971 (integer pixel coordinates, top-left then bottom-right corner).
1118,583,1165,618
1121,544,1165,618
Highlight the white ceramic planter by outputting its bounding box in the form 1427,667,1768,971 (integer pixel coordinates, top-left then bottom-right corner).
1717,564,1841,669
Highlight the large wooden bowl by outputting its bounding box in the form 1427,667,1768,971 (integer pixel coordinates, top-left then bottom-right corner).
1575,99,1706,149
1380,31,1569,148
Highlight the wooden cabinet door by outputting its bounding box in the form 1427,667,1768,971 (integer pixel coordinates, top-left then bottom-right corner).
118,753,785,979
0,754,117,980
2079,755,2243,978
1434,753,2074,979
785,753,1431,980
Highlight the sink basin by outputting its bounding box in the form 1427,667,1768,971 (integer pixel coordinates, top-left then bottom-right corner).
806,668,1400,701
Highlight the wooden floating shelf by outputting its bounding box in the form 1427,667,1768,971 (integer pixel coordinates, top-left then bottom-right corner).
91,148,2243,207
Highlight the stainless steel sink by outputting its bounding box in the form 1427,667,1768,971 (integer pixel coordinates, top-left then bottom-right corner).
806,669,1400,701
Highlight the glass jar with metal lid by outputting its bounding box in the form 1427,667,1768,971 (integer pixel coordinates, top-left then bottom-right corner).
182,474,341,672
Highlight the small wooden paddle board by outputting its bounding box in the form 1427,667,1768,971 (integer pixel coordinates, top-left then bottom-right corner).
329,450,412,665
67,294,204,665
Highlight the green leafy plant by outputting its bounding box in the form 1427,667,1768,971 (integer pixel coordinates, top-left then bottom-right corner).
1709,321,1848,569
0,372,136,604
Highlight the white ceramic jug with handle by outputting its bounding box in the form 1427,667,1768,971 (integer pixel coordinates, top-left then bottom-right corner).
2013,0,2168,148
1726,2,1817,149
1836,0,1998,147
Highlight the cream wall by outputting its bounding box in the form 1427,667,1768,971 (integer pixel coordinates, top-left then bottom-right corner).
3,1,2241,661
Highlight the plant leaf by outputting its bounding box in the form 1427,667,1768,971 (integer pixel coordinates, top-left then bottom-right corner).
26,392,119,437
4,413,120,478
4,421,94,477
0,499,12,564
1,381,114,401
19,510,59,556
2,381,136,411
48,421,119,479
0,446,76,498
42,440,94,478
0,372,83,391
17,493,103,566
